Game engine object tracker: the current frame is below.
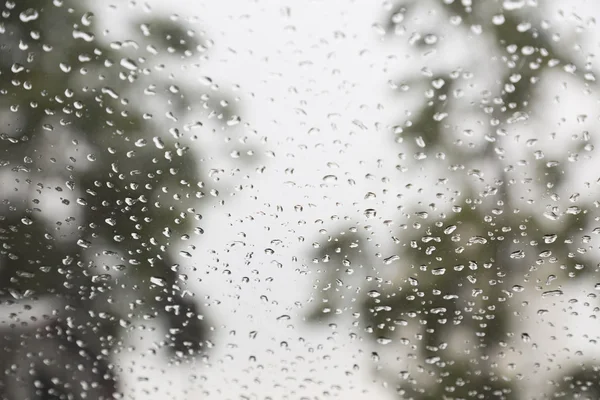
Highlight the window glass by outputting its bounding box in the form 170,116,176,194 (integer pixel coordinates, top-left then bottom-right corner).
0,0,598,399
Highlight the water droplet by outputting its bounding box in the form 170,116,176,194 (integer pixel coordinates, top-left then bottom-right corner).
19,8,39,22
77,239,91,248
227,115,241,126
120,58,138,70
377,337,392,345
364,209,377,219
81,12,94,26
11,63,25,73
153,137,165,149
543,234,557,244
503,0,525,11
443,225,457,235
543,211,559,221
469,236,487,245
383,255,399,265
150,276,167,287
92,274,111,283
425,356,440,364
541,290,563,298
510,250,525,259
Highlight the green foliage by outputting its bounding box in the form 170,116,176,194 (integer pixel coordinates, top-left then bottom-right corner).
309,1,599,399
0,0,230,397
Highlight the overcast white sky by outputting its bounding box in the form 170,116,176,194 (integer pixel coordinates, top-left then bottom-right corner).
68,0,600,399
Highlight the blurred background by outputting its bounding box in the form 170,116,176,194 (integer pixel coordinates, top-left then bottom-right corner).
1,0,600,399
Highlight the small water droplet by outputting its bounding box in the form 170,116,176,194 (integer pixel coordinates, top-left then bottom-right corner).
541,289,563,298
364,209,377,219
443,225,457,235
77,239,91,248
383,255,399,265
510,249,525,259
543,234,557,244
150,276,167,287
82,12,94,26
227,115,241,126
120,58,138,70
179,251,192,258
377,337,392,345
19,8,39,22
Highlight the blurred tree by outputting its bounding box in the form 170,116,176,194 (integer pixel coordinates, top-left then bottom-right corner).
0,0,234,398
308,1,599,399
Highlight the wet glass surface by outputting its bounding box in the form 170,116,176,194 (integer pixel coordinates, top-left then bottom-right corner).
1,1,600,399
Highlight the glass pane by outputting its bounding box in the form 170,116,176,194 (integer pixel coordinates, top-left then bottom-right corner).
0,0,598,399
